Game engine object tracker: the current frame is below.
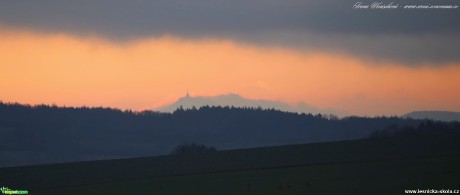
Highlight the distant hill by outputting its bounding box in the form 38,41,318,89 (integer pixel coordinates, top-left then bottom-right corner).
403,111,460,122
156,93,336,115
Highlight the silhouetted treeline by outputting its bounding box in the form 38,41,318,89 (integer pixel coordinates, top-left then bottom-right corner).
369,120,460,139
0,102,424,167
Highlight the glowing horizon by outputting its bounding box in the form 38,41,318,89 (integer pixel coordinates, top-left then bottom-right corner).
1,30,459,116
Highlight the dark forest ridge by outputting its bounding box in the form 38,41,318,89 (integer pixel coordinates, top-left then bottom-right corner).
0,101,441,167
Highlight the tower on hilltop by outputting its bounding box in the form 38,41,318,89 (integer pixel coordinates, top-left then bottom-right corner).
185,89,190,98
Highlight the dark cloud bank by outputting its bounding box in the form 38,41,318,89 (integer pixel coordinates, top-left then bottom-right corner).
1,0,459,64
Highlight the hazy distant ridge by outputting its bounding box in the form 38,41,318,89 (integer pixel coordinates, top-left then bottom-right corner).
157,93,332,115
403,111,460,122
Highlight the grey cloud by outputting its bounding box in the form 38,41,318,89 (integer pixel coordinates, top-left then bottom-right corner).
0,0,459,64
243,31,460,65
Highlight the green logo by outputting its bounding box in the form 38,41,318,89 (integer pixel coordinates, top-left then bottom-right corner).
0,186,28,195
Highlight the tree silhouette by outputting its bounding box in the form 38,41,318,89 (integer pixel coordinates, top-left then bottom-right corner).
170,143,217,155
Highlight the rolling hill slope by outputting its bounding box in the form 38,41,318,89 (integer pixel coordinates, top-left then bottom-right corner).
1,136,459,194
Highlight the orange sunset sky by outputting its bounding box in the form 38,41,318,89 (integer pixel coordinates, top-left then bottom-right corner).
1,0,459,116
1,29,459,116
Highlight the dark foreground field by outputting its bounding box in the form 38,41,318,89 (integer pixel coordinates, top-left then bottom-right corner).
1,137,459,195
